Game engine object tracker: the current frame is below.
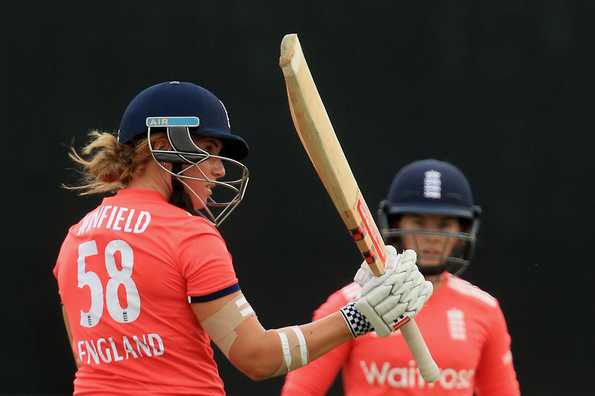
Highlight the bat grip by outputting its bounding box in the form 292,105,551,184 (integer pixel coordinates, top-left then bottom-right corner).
401,320,440,382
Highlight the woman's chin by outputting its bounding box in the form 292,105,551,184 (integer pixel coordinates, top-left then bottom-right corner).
189,199,207,211
418,260,442,267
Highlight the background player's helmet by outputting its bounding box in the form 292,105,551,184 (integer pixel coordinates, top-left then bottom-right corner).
117,81,250,226
378,159,481,275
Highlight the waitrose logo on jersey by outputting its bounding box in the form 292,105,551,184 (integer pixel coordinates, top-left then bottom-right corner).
360,360,474,390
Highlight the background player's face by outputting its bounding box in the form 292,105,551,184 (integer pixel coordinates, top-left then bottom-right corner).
397,214,462,267
180,137,225,209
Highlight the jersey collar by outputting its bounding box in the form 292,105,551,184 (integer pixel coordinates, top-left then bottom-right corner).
115,188,168,202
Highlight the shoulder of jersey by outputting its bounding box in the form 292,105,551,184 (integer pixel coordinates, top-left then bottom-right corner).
159,205,220,234
182,212,219,231
445,274,499,308
159,203,214,224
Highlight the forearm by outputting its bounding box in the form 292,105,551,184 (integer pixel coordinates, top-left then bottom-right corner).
229,312,351,380
300,312,352,360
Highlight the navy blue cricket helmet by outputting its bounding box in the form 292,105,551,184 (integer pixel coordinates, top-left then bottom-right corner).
378,159,481,275
117,81,249,160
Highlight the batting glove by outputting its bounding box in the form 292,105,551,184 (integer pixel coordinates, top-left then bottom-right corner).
340,246,433,337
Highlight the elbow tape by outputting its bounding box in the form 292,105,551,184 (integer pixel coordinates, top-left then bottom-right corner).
271,326,309,376
200,294,255,357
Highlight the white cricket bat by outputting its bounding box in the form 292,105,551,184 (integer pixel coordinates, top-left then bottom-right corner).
279,33,440,382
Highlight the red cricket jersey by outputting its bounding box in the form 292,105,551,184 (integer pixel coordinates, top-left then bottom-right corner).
282,272,520,396
53,188,239,395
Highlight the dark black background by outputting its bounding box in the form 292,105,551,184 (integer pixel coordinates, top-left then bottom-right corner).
6,1,594,395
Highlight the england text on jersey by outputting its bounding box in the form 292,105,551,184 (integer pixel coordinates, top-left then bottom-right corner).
77,332,165,365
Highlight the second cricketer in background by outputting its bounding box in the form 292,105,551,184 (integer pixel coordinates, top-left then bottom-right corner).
281,159,520,395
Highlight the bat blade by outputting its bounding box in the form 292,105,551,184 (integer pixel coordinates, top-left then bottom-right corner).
279,33,440,382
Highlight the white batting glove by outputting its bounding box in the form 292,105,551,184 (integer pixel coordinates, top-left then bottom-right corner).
340,246,433,337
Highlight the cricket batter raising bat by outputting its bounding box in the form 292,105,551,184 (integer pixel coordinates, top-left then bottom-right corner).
53,81,433,395
281,160,521,395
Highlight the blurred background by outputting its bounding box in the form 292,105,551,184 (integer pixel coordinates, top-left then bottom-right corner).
6,1,594,395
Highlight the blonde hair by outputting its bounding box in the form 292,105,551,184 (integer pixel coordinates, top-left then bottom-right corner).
65,131,165,195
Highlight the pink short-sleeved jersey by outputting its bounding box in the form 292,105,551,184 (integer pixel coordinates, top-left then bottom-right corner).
53,188,238,396
282,272,520,396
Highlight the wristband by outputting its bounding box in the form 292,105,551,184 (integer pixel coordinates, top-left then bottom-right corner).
339,302,373,338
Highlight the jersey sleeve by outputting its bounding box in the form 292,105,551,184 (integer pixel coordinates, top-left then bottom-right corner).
474,302,521,396
178,222,238,300
281,288,354,396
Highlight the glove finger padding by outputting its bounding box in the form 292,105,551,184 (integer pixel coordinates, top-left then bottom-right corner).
374,295,402,316
399,273,426,302
382,303,409,324
397,249,417,269
353,262,373,286
354,298,392,337
405,281,433,315
352,249,433,337
401,285,422,306
385,272,410,289
392,268,424,296
366,284,394,307
354,245,400,293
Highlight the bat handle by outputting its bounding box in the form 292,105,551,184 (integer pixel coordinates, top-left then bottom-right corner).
401,320,440,382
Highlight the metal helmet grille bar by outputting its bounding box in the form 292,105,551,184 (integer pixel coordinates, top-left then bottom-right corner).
381,228,478,275
146,117,249,226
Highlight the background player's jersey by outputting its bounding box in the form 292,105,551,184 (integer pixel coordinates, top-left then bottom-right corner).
282,272,520,396
53,188,238,396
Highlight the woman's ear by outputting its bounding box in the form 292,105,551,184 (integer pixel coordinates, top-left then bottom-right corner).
153,141,169,151
151,134,172,151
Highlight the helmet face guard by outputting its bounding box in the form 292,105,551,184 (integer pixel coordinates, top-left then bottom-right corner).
379,208,480,275
147,118,249,226
377,159,481,276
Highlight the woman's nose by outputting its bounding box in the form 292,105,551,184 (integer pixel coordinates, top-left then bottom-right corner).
211,158,226,178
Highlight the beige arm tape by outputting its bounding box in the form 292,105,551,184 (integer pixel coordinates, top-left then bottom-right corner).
200,294,255,357
270,326,309,377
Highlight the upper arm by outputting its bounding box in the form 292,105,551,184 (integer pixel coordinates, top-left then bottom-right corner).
191,290,243,321
61,306,81,368
475,305,520,396
191,291,273,379
61,305,72,340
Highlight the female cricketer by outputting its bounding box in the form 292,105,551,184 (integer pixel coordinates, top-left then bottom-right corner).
52,81,433,395
281,159,521,396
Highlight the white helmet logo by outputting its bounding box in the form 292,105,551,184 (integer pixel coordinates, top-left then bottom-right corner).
423,170,441,199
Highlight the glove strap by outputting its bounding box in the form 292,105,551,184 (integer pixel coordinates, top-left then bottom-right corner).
339,302,373,338
392,315,411,330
